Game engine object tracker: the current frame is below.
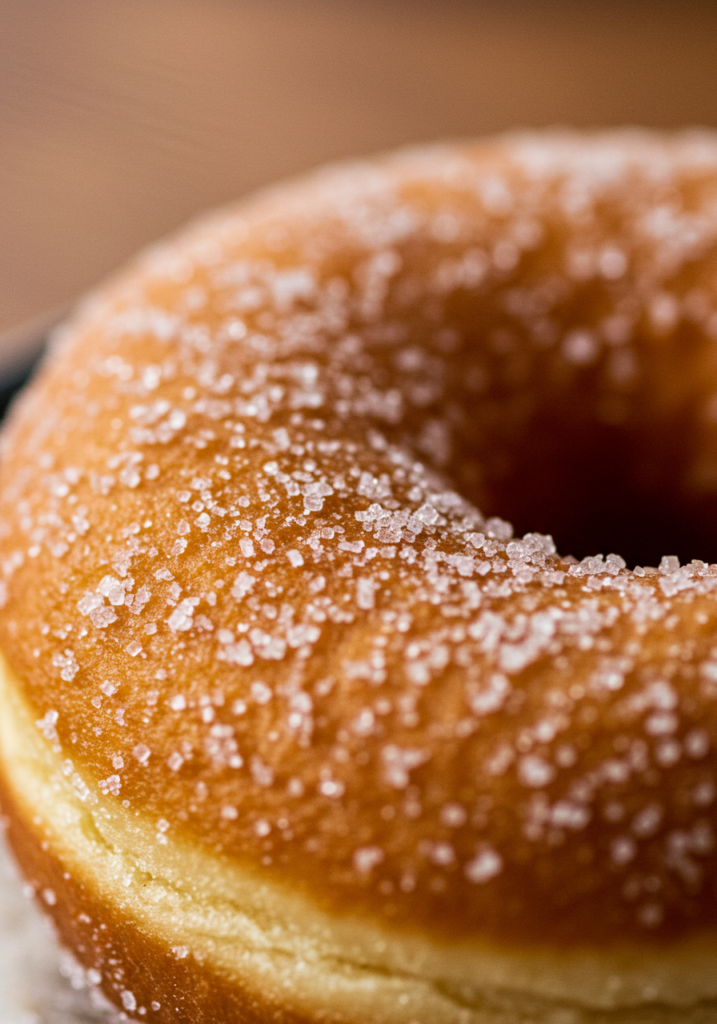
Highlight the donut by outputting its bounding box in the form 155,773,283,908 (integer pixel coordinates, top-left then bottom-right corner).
1,131,717,1023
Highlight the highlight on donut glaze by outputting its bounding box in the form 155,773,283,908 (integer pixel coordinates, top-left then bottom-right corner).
1,132,717,1021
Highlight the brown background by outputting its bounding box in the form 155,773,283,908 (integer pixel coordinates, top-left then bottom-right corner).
3,0,717,338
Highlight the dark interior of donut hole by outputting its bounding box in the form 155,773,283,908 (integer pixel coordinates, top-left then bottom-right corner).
440,332,717,569
456,389,717,569
477,411,717,569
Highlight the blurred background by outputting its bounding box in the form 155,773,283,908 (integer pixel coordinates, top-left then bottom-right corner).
4,0,717,348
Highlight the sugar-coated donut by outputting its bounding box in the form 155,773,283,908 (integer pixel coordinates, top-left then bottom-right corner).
3,132,717,1023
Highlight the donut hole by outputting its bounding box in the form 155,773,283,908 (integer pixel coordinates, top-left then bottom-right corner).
423,275,717,570
469,410,717,569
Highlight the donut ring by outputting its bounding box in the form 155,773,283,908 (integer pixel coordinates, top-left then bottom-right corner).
2,132,717,1022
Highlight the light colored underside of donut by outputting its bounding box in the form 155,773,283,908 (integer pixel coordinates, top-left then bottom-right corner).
0,653,716,1023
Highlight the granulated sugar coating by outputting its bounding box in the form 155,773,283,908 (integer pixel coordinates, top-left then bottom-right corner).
2,134,717,1013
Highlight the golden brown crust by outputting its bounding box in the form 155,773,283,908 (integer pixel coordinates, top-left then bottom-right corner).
1,132,717,977
4,654,717,1024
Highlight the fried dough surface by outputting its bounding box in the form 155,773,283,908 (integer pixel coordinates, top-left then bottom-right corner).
2,133,717,1020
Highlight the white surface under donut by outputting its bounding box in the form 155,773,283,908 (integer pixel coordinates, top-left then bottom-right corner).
0,835,115,1024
